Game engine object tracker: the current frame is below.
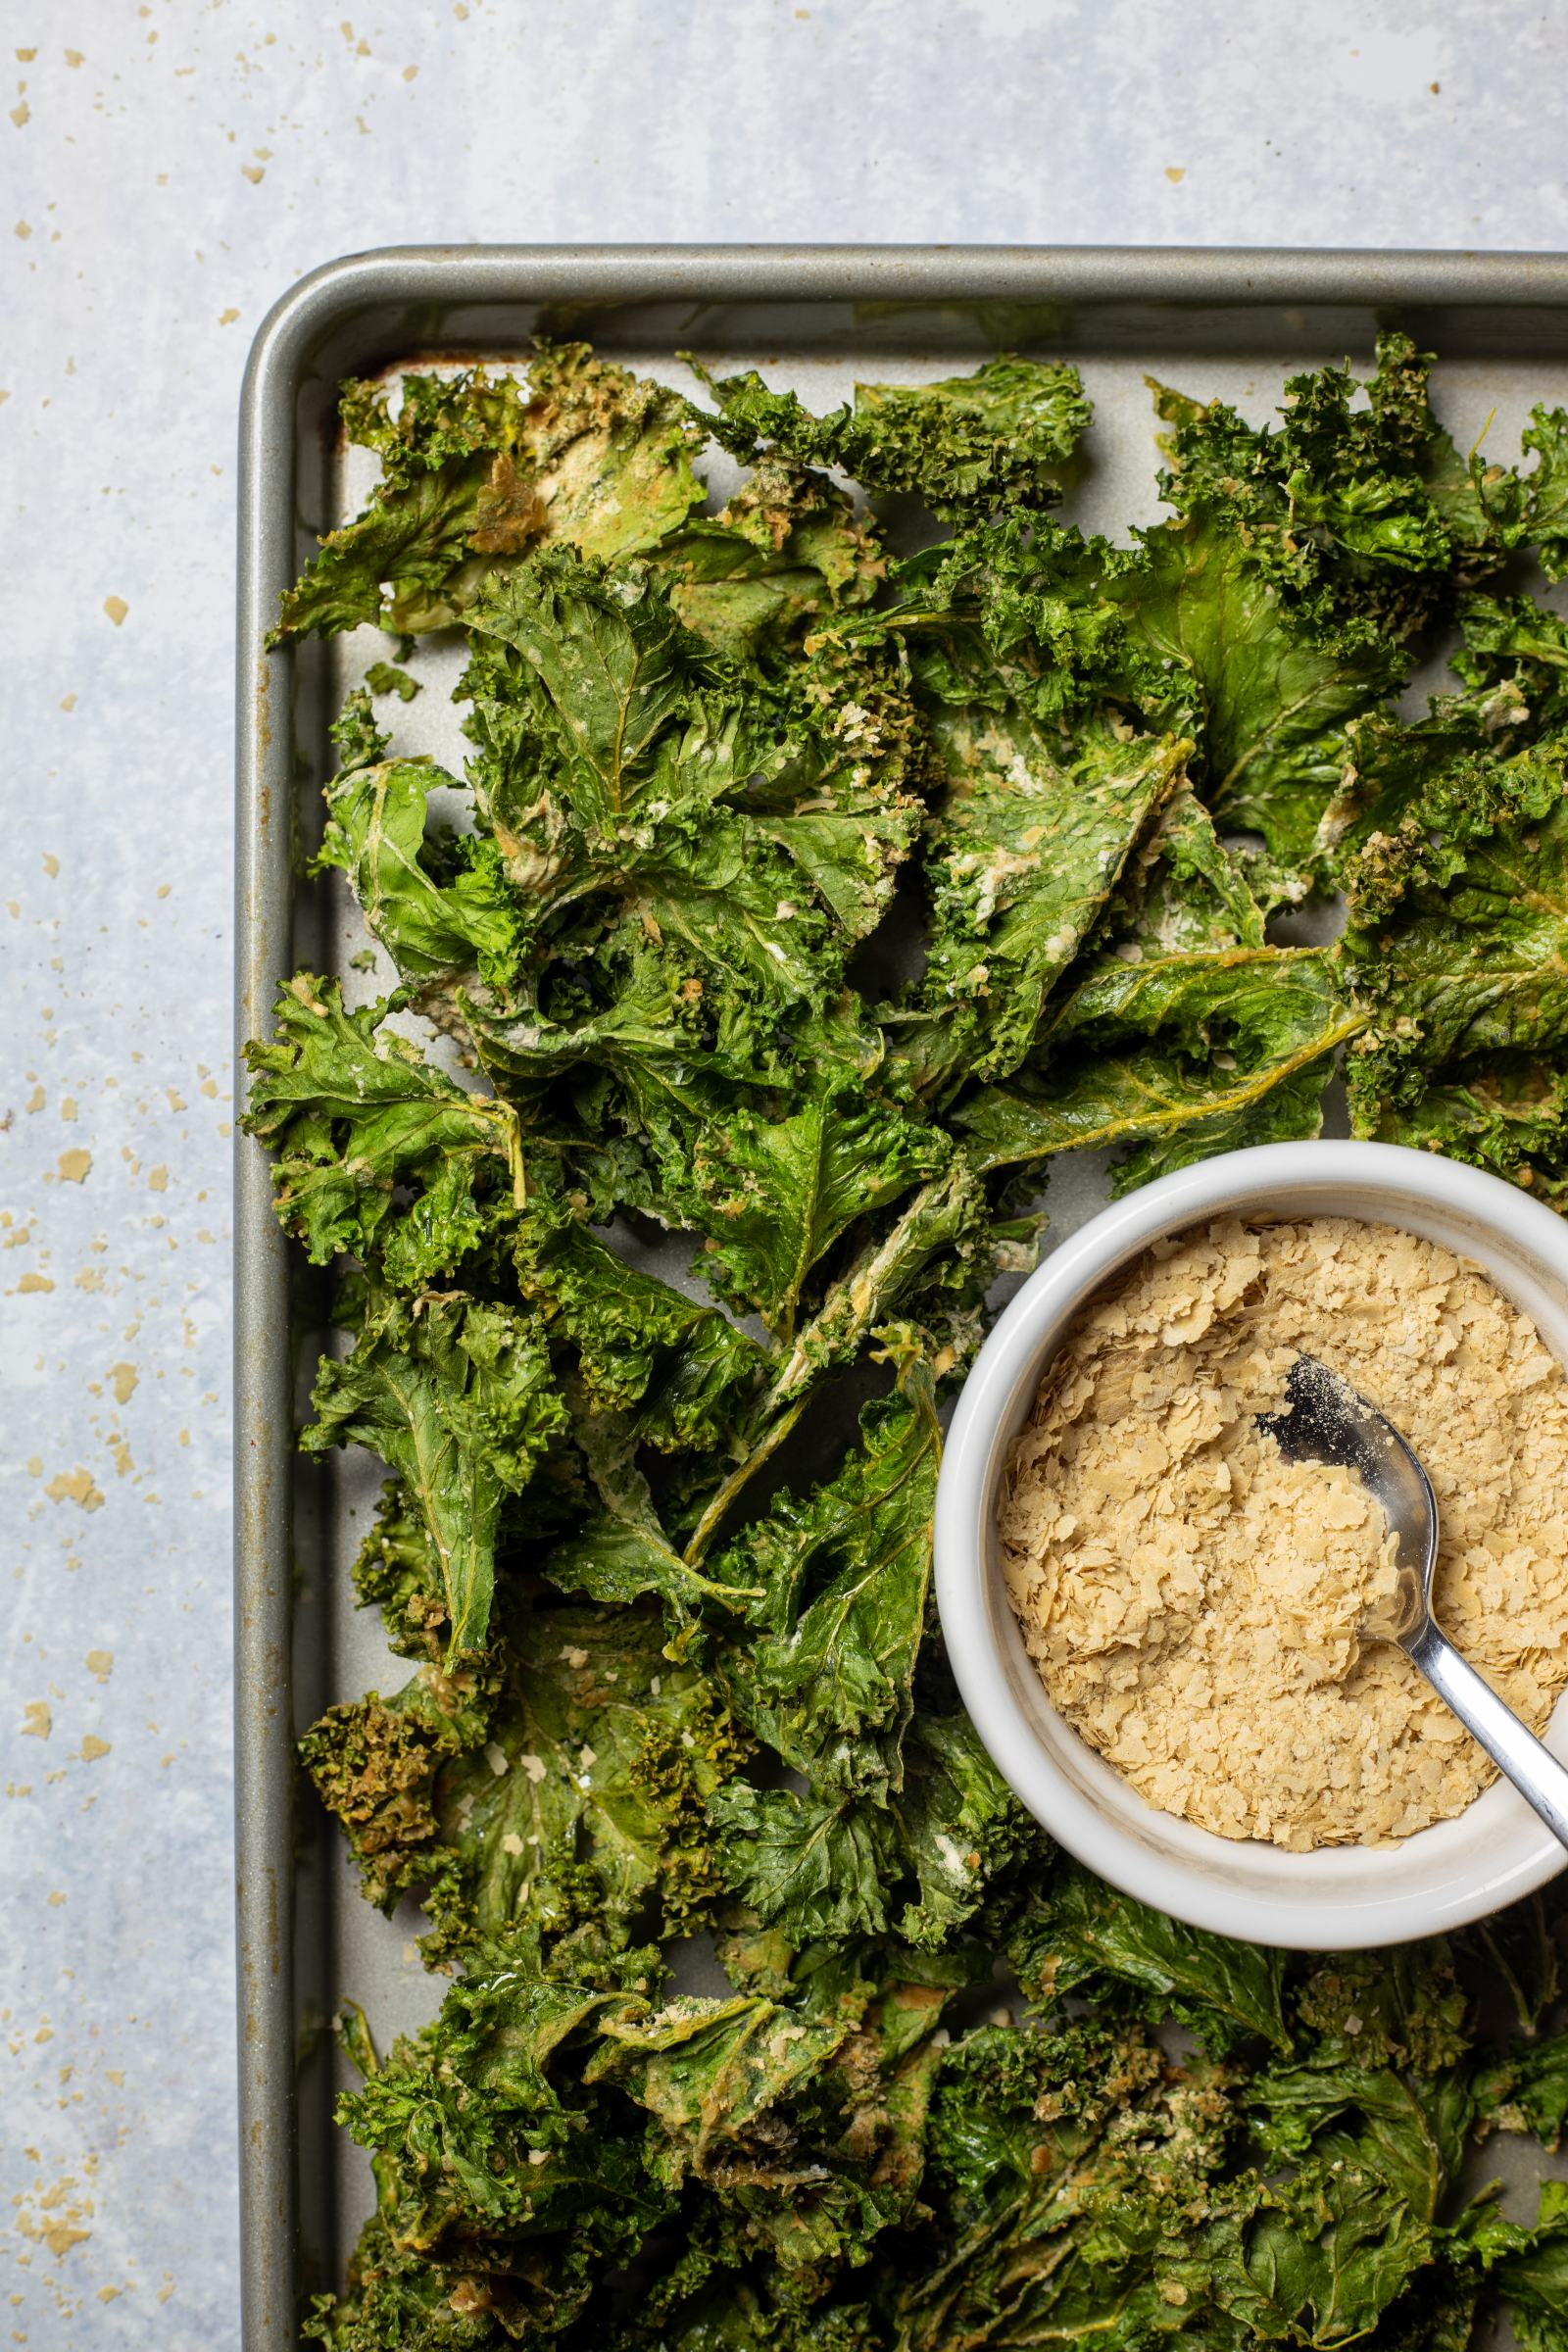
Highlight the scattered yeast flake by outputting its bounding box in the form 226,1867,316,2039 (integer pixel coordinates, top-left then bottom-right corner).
45,1466,104,1512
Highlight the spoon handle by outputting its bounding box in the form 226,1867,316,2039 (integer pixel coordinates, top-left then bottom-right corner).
1406,1625,1568,1852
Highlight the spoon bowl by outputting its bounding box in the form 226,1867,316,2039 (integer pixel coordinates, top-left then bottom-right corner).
1258,1353,1436,1647
1258,1352,1568,1852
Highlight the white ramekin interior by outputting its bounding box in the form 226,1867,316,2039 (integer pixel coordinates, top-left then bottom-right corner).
934,1140,1568,1949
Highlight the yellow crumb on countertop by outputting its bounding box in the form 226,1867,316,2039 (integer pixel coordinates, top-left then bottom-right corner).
998,1215,1568,1849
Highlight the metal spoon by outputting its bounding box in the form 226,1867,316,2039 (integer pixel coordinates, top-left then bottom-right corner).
1258,1353,1568,1851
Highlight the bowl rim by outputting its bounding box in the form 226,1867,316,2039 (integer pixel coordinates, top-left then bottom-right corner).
934,1137,1568,1949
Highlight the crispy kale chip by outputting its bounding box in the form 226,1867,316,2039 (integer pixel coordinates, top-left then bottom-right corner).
303,1285,568,1657
704,1365,1038,1949
1007,1861,1290,2054
855,471,1396,898
674,1084,948,1337
242,974,522,1280
273,346,706,643
301,1664,497,1916
455,554,923,1224
303,1599,749,1965
655,455,885,661
677,1158,1006,1567
1450,589,1568,734
514,1196,763,1444
316,1961,671,2341
958,945,1359,1191
256,336,1568,2352
316,740,533,998
685,351,1092,515
1151,330,1520,655
435,1601,749,1964
909,716,1192,1096
1105,781,1268,956
349,1478,453,1659
1112,505,1396,874
1518,402,1568,581
1339,690,1568,1192
715,1369,940,1789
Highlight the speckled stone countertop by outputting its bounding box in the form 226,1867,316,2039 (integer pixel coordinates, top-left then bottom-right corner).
3,3,1566,2341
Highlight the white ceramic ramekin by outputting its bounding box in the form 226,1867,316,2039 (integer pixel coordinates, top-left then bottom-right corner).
935,1139,1568,1949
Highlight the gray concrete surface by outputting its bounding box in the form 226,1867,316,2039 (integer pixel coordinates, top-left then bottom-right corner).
4,1,1568,2341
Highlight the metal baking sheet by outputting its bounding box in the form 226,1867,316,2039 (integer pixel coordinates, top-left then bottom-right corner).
234,244,1568,2350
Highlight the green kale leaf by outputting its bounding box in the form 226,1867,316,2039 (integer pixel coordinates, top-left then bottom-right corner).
657,456,884,660
1111,508,1396,874
1101,781,1268,956
707,1782,898,1941
330,1958,668,2326
1219,2069,1471,2346
686,352,1092,515
1151,332,1514,655
681,1157,993,1563
241,974,522,1279
316,747,530,994
888,1709,1036,1949
904,2017,1241,2352
713,1368,941,1791
1450,590,1568,736
677,1085,949,1338
365,659,421,701
463,553,909,1032
1520,403,1568,580
272,347,705,643
539,1403,765,1638
349,1478,452,1660
420,1600,748,1962
1481,2180,1568,2352
585,1990,849,2190
956,946,1359,1191
1343,716,1568,1178
513,1192,762,1440
1007,1861,1290,2053
1350,1060,1568,1207
300,1662,496,1914
908,716,1191,1095
303,1285,569,1656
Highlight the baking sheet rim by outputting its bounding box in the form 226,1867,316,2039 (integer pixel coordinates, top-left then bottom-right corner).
232,239,1568,2350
